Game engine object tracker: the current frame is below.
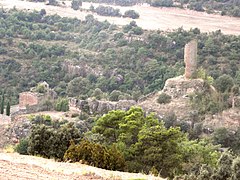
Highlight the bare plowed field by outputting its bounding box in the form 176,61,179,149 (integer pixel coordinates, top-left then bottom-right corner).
0,0,240,35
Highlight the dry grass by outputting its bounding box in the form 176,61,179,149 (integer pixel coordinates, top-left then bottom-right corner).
0,153,165,180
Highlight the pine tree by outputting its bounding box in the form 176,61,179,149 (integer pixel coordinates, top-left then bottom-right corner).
0,93,4,114
6,101,10,116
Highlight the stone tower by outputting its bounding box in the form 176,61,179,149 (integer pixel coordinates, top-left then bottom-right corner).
184,39,198,79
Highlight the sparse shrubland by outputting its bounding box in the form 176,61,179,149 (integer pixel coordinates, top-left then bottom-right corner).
1,8,240,105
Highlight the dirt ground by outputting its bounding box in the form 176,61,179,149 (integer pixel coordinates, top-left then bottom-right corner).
0,0,240,35
0,153,163,180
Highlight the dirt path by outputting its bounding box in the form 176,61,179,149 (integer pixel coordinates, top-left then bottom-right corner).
0,153,163,180
0,0,240,35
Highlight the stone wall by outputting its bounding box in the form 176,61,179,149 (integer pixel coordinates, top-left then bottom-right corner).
19,92,40,109
184,39,198,79
70,98,136,114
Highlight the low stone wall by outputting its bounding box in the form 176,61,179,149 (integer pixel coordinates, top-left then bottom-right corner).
138,90,157,103
70,98,136,114
11,105,40,120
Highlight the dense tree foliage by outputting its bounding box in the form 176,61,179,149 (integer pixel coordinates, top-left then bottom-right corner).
14,107,226,178
150,0,174,7
180,152,240,180
64,139,125,170
28,122,81,160
93,5,121,17
91,107,219,177
54,98,69,112
123,10,140,19
71,0,82,10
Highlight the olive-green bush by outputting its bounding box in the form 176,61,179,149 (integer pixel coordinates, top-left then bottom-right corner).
64,139,125,171
157,93,171,104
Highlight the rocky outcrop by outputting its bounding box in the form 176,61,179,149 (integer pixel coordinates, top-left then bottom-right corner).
70,98,136,114
203,108,240,131
138,75,205,120
62,61,102,77
162,76,204,98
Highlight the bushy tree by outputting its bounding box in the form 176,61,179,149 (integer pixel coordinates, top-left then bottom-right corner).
28,123,81,160
109,90,122,101
157,92,171,104
64,139,125,170
48,0,58,6
67,77,90,97
15,138,29,155
0,93,4,114
71,0,82,10
94,5,121,17
92,107,219,177
232,157,240,180
54,98,69,112
150,0,174,7
136,125,186,178
213,127,234,147
215,74,234,93
6,101,10,116
124,10,140,19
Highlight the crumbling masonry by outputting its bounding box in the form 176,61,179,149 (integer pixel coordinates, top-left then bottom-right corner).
184,39,198,79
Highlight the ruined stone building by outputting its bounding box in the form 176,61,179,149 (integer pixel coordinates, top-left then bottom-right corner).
19,82,56,110
19,92,42,109
184,39,198,79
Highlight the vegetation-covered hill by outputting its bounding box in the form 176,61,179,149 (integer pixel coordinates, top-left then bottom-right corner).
1,4,240,179
1,8,240,105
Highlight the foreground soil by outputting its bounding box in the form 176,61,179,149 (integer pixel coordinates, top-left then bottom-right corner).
0,153,163,180
0,0,240,35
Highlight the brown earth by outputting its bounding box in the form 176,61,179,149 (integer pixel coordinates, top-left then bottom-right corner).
0,153,164,180
0,0,240,35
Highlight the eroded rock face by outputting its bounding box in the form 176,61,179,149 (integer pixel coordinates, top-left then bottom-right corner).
162,76,204,98
69,98,136,114
184,39,198,79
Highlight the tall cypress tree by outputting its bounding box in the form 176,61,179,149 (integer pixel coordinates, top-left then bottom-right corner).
6,101,10,116
0,93,4,114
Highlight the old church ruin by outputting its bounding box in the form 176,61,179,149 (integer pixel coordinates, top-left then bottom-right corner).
19,82,56,110
184,39,198,79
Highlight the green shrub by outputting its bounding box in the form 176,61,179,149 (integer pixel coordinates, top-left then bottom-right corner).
15,138,29,155
124,10,140,19
157,93,171,104
64,139,125,171
54,98,69,112
109,90,122,101
28,123,81,160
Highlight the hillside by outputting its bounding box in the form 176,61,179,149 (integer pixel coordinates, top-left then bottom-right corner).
1,0,240,179
0,5,240,105
0,153,163,180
